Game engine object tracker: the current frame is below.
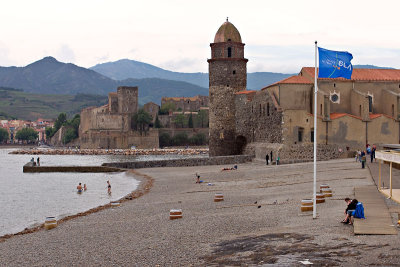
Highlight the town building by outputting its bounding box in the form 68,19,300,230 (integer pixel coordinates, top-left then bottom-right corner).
161,95,209,112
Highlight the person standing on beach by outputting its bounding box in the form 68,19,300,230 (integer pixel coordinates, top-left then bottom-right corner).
361,151,366,169
107,180,111,195
83,184,87,191
265,154,269,165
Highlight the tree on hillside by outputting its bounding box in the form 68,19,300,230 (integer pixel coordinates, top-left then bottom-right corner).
188,113,194,128
54,113,67,131
62,128,78,144
197,110,208,128
154,114,163,128
15,128,38,142
132,109,152,135
174,114,186,128
159,102,176,115
0,128,9,143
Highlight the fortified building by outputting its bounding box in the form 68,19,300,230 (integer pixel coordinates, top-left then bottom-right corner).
79,86,159,149
209,20,400,160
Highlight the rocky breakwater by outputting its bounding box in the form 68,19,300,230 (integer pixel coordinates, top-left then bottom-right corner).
10,148,209,156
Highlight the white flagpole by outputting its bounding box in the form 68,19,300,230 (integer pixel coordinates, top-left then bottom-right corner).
313,41,318,219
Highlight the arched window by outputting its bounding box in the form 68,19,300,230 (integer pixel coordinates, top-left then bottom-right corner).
228,47,232,58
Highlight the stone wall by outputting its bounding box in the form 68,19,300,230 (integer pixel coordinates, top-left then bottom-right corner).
102,154,253,169
23,162,122,173
235,90,282,146
248,142,346,164
80,128,159,149
117,86,138,114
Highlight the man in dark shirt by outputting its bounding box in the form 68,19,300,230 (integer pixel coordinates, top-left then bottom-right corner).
342,198,358,223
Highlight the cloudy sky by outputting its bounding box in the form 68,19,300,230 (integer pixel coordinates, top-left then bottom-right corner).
1,0,400,73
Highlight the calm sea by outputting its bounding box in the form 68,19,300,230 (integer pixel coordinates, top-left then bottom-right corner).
0,148,206,236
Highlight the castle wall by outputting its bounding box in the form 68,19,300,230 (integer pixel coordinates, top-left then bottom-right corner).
117,86,138,114
80,128,159,149
235,90,282,145
108,93,118,113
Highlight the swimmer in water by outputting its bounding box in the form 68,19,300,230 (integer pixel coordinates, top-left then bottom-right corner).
77,183,83,193
107,180,111,195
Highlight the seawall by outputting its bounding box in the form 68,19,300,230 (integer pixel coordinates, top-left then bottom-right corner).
102,155,253,169
23,162,123,173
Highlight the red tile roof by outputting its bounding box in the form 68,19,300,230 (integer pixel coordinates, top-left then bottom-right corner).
302,67,400,81
235,90,256,95
330,113,362,120
263,75,312,89
330,113,395,120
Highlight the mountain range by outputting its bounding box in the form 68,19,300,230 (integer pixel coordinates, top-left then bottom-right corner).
0,57,394,105
90,59,294,90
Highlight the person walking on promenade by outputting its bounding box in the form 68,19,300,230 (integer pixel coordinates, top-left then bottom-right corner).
37,157,40,166
270,151,273,164
107,180,111,195
276,156,280,165
372,144,376,162
266,154,269,165
361,151,366,169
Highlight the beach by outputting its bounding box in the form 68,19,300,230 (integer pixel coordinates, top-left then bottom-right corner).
1,158,399,266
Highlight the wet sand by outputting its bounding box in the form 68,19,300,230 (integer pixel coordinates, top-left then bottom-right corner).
1,159,399,266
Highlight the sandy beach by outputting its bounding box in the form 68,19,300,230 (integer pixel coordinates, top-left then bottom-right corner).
1,158,399,266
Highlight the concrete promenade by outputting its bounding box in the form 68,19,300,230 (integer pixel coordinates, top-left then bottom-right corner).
1,159,400,266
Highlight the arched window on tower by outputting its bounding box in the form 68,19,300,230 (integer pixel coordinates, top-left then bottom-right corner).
228,47,232,58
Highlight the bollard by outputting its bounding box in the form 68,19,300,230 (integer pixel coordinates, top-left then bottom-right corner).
44,217,57,230
214,193,224,202
170,209,182,220
301,199,313,212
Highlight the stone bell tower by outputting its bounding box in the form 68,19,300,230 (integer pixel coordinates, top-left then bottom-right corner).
208,18,248,156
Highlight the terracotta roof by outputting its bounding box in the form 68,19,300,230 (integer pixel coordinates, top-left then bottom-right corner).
302,67,400,81
369,113,395,120
235,90,256,95
214,20,242,43
263,75,312,89
330,112,363,120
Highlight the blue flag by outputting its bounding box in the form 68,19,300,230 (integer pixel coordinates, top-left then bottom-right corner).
318,47,353,79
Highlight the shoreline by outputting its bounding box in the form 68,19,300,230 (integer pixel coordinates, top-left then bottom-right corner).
0,169,154,243
8,147,209,156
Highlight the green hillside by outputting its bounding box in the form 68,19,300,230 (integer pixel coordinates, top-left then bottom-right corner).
0,87,107,120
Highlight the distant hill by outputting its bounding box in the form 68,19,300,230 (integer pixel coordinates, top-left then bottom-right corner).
0,57,208,105
90,59,294,90
354,64,395,69
0,87,108,120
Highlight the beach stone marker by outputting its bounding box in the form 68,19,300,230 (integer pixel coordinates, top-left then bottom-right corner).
170,209,182,220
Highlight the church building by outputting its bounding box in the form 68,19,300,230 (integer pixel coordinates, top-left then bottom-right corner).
209,20,400,160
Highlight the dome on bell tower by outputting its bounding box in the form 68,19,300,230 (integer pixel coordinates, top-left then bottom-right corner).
214,18,242,43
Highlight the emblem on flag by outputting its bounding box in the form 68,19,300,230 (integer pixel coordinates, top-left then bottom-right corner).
318,47,353,79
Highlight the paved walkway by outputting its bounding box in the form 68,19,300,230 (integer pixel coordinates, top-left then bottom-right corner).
354,186,397,235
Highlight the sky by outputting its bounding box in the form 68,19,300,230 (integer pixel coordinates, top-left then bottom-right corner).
1,0,400,74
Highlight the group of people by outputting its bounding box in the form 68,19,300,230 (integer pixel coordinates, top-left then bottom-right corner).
265,151,279,165
76,181,112,195
76,183,87,194
355,144,376,169
30,157,40,166
341,197,365,224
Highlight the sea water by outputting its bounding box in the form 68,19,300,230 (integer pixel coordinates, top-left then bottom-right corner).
0,148,205,236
